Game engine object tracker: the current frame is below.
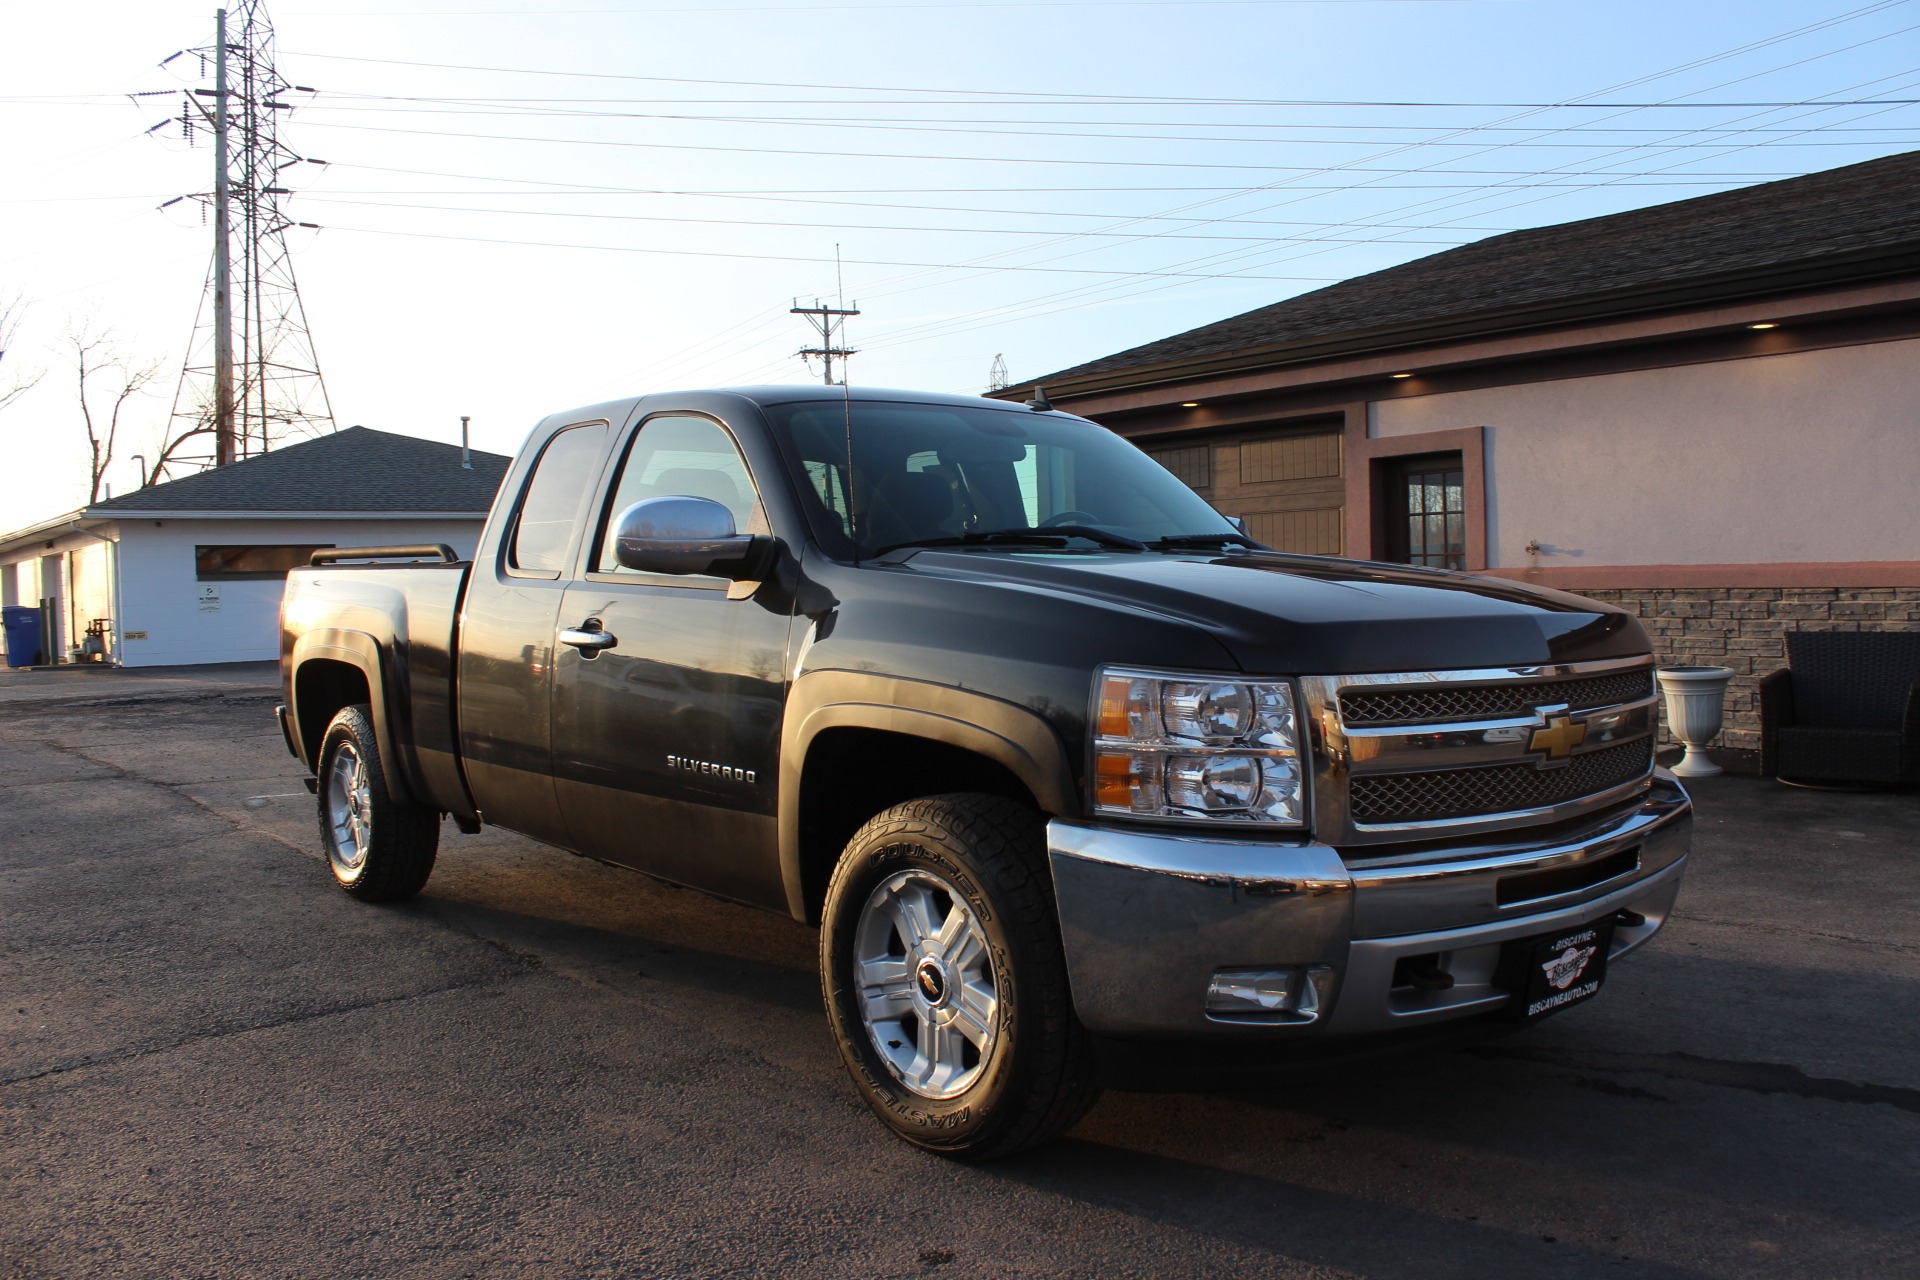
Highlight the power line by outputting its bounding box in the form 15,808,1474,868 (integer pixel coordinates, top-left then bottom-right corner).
278,47,1920,108
296,120,1813,175
299,195,1494,244
317,223,1349,279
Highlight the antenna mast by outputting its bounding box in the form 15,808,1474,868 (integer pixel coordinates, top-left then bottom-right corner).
168,1,335,473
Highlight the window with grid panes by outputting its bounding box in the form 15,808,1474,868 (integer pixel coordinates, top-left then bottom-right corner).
1386,453,1466,570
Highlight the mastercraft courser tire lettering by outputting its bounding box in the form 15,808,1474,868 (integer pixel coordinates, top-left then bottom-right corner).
820,793,1101,1159
315,704,440,902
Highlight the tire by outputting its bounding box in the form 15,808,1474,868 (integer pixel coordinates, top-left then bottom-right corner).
820,793,1101,1159
315,703,440,901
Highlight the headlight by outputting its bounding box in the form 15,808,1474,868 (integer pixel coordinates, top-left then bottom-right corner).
1092,667,1306,826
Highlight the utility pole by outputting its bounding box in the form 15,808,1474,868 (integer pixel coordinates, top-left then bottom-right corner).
211,8,234,466
791,299,859,386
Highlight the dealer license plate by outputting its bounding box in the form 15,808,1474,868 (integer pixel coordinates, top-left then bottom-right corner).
1499,918,1615,1023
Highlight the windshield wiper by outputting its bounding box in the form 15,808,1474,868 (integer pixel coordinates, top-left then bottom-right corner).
1147,532,1262,551
874,525,1147,556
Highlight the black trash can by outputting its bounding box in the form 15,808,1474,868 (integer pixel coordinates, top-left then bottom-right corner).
3,605,43,667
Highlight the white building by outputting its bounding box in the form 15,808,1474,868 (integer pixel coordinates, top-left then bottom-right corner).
0,426,509,668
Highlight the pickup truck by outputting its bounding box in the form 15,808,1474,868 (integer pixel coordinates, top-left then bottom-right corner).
277,384,1691,1159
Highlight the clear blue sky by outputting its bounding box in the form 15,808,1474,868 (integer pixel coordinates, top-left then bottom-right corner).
2,0,1916,525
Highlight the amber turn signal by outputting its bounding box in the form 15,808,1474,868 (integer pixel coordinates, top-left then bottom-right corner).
1097,675,1135,739
1094,752,1136,809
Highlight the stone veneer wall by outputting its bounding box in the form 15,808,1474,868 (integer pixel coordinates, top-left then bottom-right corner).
1577,586,1920,751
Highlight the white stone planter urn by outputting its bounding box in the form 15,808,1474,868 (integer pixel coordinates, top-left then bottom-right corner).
1657,665,1735,778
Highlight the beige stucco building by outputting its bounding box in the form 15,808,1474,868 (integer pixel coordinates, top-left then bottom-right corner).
1001,151,1920,751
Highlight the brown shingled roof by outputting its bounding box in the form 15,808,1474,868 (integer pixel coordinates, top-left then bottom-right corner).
1018,149,1920,393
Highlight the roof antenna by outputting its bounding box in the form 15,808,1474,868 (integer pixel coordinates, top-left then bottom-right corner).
1025,386,1053,412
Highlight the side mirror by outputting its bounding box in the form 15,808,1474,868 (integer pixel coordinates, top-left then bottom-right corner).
613,496,768,579
1228,515,1249,536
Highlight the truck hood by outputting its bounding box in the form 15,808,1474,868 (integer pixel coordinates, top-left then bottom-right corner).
890,548,1646,674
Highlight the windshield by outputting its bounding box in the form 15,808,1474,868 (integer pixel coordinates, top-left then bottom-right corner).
765,399,1241,560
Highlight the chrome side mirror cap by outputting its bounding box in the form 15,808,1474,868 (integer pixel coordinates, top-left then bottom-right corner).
612,496,768,578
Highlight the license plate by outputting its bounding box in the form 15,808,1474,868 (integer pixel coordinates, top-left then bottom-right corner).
1499,918,1615,1022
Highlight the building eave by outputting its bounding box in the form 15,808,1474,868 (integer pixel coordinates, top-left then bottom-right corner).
0,510,102,560
997,241,1920,404
80,508,492,521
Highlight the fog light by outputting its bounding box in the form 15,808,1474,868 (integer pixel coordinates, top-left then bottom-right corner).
1205,968,1296,1013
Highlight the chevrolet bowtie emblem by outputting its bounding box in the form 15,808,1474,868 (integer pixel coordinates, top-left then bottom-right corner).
1529,714,1588,760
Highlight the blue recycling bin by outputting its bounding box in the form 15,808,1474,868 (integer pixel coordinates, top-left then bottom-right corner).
3,605,43,667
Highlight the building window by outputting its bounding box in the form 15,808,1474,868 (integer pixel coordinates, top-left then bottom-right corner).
1385,453,1466,569
195,545,335,581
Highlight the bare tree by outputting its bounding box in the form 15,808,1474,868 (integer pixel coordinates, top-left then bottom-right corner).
139,412,218,487
0,293,41,415
69,326,163,505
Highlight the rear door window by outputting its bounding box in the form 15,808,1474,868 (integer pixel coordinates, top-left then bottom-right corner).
509,422,609,575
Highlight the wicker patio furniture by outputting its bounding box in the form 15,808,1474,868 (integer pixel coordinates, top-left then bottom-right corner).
1760,631,1920,786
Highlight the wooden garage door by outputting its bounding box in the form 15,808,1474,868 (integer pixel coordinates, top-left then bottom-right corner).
1146,426,1344,556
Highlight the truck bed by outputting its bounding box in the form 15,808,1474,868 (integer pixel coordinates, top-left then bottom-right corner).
280,558,473,819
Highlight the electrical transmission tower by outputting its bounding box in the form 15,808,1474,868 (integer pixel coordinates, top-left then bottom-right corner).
791,299,859,386
987,353,1009,392
166,2,334,473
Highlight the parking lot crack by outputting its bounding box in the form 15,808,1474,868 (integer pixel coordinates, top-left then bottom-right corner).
0,972,537,1090
1467,1045,1920,1113
34,739,316,856
1674,912,1920,956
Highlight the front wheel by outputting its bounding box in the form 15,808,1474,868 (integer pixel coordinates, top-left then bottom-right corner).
316,703,439,901
820,794,1101,1159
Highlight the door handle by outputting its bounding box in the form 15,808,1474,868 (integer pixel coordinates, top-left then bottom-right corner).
559,623,618,652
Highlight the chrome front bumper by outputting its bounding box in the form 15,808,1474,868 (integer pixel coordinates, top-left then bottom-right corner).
1047,772,1692,1040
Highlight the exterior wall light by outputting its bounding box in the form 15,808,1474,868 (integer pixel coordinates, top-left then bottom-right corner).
1748,322,1777,330
1390,372,1415,379
1181,401,1201,408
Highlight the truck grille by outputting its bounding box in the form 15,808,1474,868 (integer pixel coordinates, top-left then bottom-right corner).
1338,668,1654,728
1349,739,1655,825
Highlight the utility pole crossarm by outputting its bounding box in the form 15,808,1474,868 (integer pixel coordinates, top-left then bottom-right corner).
790,300,860,386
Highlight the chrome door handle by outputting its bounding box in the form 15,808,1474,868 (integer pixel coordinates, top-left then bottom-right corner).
559,627,618,652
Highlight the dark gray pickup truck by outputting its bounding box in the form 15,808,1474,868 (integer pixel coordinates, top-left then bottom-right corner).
278,384,1692,1157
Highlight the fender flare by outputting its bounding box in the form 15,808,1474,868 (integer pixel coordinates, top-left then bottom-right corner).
289,628,423,804
777,669,1079,919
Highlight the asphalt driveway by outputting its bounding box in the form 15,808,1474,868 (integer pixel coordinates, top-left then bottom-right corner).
2,664,1915,1278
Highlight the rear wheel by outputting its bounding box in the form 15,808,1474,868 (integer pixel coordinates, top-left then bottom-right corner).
820,793,1101,1159
316,704,439,901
